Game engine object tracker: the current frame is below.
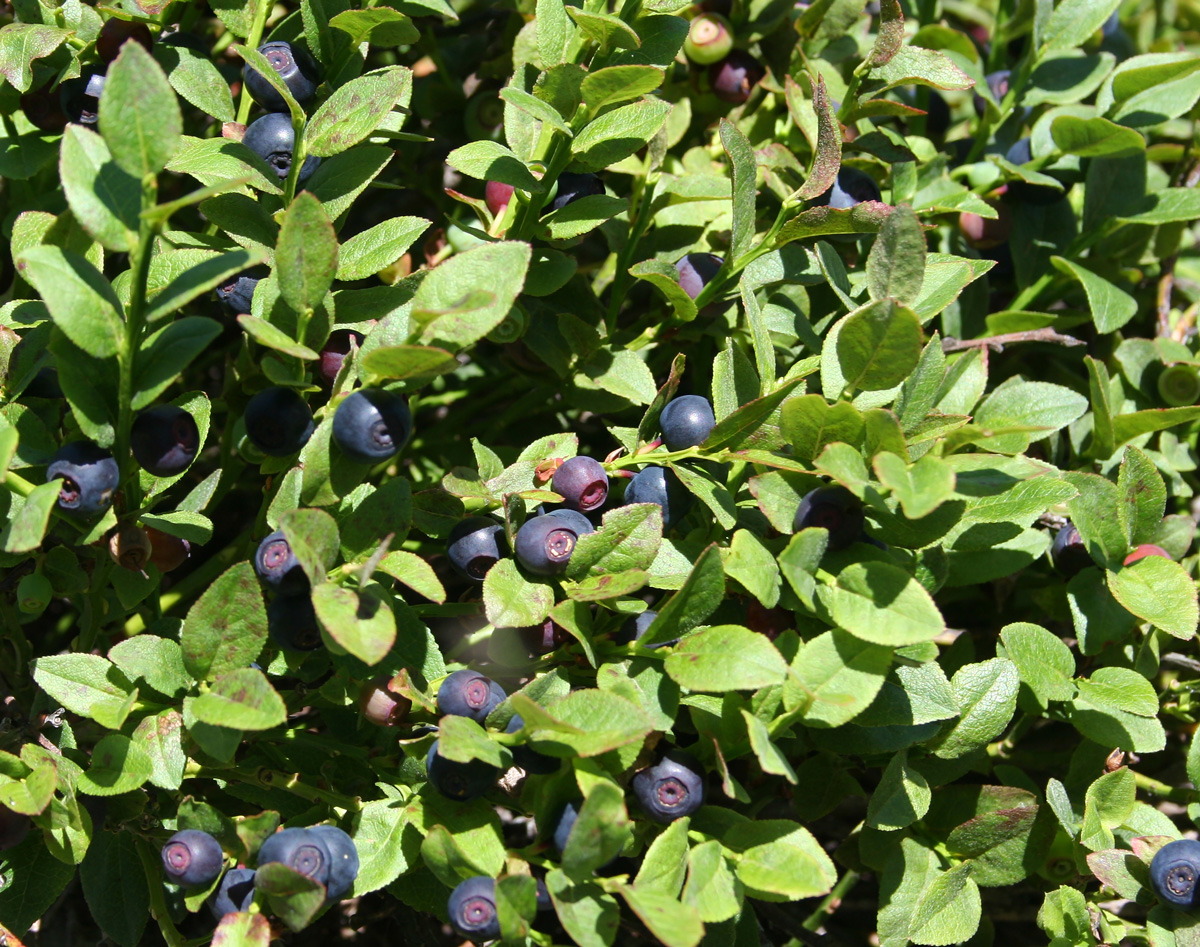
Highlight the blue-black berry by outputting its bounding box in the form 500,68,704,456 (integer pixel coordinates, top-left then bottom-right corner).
243,40,319,112
268,592,324,651
215,266,267,314
332,389,413,464
514,509,594,575
659,395,716,450
131,405,200,477
254,529,307,591
674,253,723,300
624,466,693,530
794,486,864,552
307,825,358,900
552,456,608,513
425,740,498,801
242,112,321,185
631,751,705,824
709,51,763,104
256,827,332,888
448,876,501,942
446,517,506,581
208,867,255,918
46,441,120,518
437,669,506,723
550,172,605,211
161,829,224,887
1151,838,1200,910
814,168,882,209
244,386,313,457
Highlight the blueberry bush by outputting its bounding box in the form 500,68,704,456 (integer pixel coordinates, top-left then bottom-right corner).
0,0,1199,944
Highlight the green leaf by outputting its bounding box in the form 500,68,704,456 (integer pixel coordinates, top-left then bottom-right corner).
866,750,931,831
570,98,671,173
146,249,266,323
743,709,797,783
16,246,124,357
31,653,136,730
567,7,640,54
929,658,1019,760
79,831,149,947
180,561,269,682
501,85,573,134
351,798,416,895
635,818,691,896
0,829,77,937
680,839,741,922
785,629,892,727
546,870,620,947
873,452,956,519
1050,256,1137,333
1107,555,1199,639
306,68,410,157
723,820,837,901
154,44,236,123
238,314,319,359
640,544,725,647
256,862,326,932
99,42,182,178
1050,115,1145,157
781,394,863,462
1043,0,1121,48
866,204,925,305
867,45,973,91
109,635,190,698
663,625,787,692
166,136,282,196
437,714,511,768
59,127,139,252
818,561,944,645
212,912,273,945
1118,446,1167,547
329,7,419,45
796,77,843,201
521,689,653,757
720,118,756,262
629,259,698,322
77,733,153,795
276,192,338,316
446,139,544,192
1,479,57,553
998,622,1076,706
336,216,429,281
1080,767,1135,850
563,782,630,880
190,667,287,730
834,299,924,391
538,194,629,240
567,503,663,578
133,317,223,408
410,241,530,349
313,583,396,665
618,883,704,947
972,380,1088,453
0,23,70,92
483,557,555,628
580,65,664,110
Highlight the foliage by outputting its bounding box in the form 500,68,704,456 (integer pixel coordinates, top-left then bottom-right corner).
0,0,1197,945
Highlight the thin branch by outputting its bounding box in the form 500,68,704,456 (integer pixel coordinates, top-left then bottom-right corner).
1158,254,1177,338
941,328,1085,353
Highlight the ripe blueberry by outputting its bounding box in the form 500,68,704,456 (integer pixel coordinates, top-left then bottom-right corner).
437,669,506,723
316,330,364,388
551,801,578,854
624,465,693,530
486,180,514,217
446,517,506,581
425,739,498,801
161,829,224,887
242,113,321,185
683,12,734,64
1051,523,1091,578
20,83,68,132
96,17,154,62
0,805,30,851
359,675,412,727
254,529,307,591
257,827,332,888
514,509,594,575
46,441,119,518
209,867,256,918
448,876,500,942
620,609,678,648
332,388,413,464
1125,544,1172,566
973,69,1011,117
709,51,764,104
146,527,191,573
794,486,864,552
552,456,608,512
244,386,313,457
505,714,559,774
131,405,200,477
268,592,324,651
551,172,605,211
631,750,706,824
59,69,106,127
307,825,358,900
215,267,267,314
1151,838,1200,910
814,168,882,209
243,40,319,112
674,253,723,300
518,616,570,654
660,395,716,450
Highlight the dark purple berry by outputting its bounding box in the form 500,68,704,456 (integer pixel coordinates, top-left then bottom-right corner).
514,510,594,575
814,168,882,209
243,40,319,111
1151,838,1200,910
660,395,716,450
215,266,267,314
244,386,313,457
256,827,331,887
316,330,364,388
448,876,500,941
425,740,498,801
1051,523,1091,578
332,388,413,464
550,172,605,211
96,18,153,62
446,517,506,581
254,529,307,591
162,829,224,887
242,113,321,185
0,806,30,851
268,592,324,651
674,253,723,300
131,405,200,477
624,466,693,530
437,669,506,723
307,825,358,900
552,456,608,512
709,51,763,104
631,750,705,824
794,486,864,551
209,867,256,918
46,441,119,518
59,69,106,127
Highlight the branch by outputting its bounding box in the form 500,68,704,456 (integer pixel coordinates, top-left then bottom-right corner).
941,328,1085,353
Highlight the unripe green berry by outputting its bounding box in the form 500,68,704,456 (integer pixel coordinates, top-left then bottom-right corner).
17,573,52,615
1157,363,1200,407
684,13,734,65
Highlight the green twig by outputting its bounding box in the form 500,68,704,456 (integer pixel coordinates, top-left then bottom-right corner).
136,836,189,947
803,870,860,931
1133,770,1199,806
